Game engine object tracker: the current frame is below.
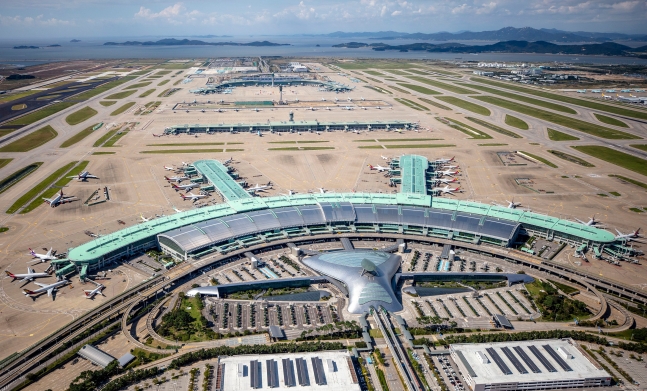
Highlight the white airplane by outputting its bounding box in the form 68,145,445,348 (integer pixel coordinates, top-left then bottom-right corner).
441,165,459,170
247,182,272,193
369,164,389,172
153,133,163,137
23,279,69,300
163,165,175,171
343,106,353,110
615,228,643,242
433,156,455,164
84,284,105,299
172,206,183,213
432,185,461,195
164,175,188,183
172,183,198,192
576,90,587,93
602,94,613,100
181,161,193,167
70,171,99,181
376,106,381,110
281,190,296,196
437,169,459,177
222,157,233,165
319,188,326,194
29,248,57,262
381,155,389,160
308,107,315,111
575,215,602,227
505,199,522,209
140,214,152,222
432,177,458,185
5,268,50,283
181,192,208,202
43,190,76,208
321,97,326,101
325,107,331,111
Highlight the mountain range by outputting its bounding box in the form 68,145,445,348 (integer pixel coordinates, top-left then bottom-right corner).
333,40,647,57
320,27,647,43
103,38,287,47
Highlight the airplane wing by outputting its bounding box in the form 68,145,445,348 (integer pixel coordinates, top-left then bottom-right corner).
34,282,48,288
615,229,622,235
575,219,585,224
47,288,53,297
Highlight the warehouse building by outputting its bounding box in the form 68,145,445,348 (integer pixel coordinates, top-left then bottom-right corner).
218,351,360,391
450,339,612,391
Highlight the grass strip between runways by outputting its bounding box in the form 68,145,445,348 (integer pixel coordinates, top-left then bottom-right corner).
110,102,136,116
519,151,558,168
405,76,478,94
456,82,577,114
104,90,137,100
60,123,101,148
21,161,89,213
396,83,442,95
473,95,639,139
548,128,579,141
6,161,77,214
395,98,428,111
93,129,119,147
0,125,58,152
505,114,529,130
630,144,647,152
472,77,647,121
418,98,452,111
268,147,335,151
0,159,12,169
609,174,647,190
572,146,647,176
2,102,75,128
71,76,136,101
465,117,522,138
139,89,156,98
548,150,594,167
383,144,455,149
445,118,492,139
140,149,229,154
0,162,42,195
64,106,98,126
594,113,629,127
436,96,491,116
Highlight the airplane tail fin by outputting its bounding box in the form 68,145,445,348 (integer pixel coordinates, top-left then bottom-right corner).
636,228,641,235
23,289,35,295
29,248,35,256
5,271,15,280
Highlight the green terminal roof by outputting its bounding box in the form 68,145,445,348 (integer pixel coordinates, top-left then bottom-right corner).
192,160,251,202
399,154,429,195
67,192,616,263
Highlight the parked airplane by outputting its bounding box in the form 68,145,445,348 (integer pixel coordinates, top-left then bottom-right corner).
181,192,208,202
615,228,643,242
172,206,183,213
70,171,99,181
222,157,233,165
576,215,602,227
172,183,198,192
381,155,390,160
343,106,353,110
591,89,602,93
5,268,50,283
506,199,522,209
29,248,57,262
369,164,389,172
23,279,69,300
153,133,163,137
43,190,76,208
602,94,613,99
247,182,272,193
433,156,455,164
432,185,461,195
181,161,193,167
84,284,105,299
431,177,458,185
441,165,459,170
140,214,152,222
163,165,175,171
319,188,326,194
280,190,296,196
576,90,587,93
437,169,459,177
164,175,188,183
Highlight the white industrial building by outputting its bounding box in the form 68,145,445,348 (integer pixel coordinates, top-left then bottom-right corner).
450,339,612,391
219,351,360,391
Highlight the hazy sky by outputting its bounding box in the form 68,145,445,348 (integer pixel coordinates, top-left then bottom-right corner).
1,0,646,39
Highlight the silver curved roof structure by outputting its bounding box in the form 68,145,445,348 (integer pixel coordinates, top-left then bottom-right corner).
158,202,520,256
302,250,402,314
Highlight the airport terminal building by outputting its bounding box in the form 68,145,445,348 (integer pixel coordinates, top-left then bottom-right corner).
450,339,612,391
63,155,617,275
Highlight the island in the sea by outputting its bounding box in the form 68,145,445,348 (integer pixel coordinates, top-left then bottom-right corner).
47,44,61,47
70,39,81,43
332,40,647,57
104,38,289,47
13,45,40,49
